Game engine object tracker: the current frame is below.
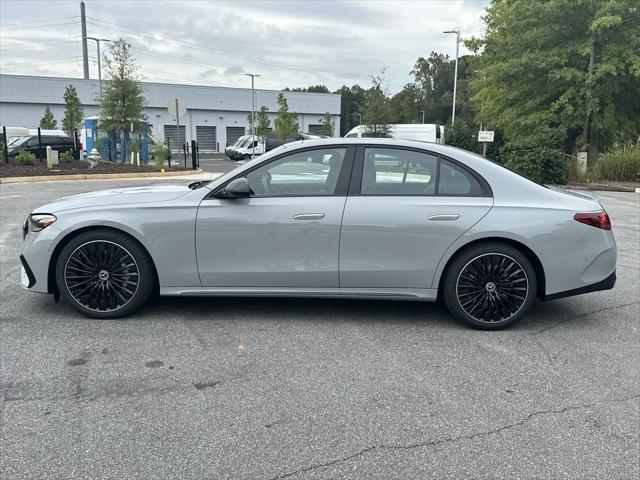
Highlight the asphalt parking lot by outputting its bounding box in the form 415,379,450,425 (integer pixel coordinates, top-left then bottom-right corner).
1,179,638,479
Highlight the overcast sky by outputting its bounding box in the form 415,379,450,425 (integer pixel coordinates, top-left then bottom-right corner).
0,0,489,93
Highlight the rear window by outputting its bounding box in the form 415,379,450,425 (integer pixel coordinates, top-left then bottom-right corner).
438,159,484,195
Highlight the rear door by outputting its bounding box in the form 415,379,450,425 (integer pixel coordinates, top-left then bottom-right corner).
339,146,493,289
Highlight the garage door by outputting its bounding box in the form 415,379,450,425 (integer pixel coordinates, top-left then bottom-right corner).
163,125,186,151
307,124,324,135
226,127,246,146
196,126,217,152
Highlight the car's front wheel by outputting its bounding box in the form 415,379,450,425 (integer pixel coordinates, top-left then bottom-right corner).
55,229,155,319
442,242,537,330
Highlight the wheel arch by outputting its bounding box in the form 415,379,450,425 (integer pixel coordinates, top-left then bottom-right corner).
47,225,159,296
436,237,546,299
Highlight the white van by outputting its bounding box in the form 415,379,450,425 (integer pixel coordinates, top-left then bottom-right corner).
345,124,445,144
231,136,265,160
225,135,250,158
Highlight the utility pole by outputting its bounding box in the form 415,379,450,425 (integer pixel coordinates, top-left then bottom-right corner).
244,73,259,158
85,37,111,100
80,1,89,79
443,30,460,126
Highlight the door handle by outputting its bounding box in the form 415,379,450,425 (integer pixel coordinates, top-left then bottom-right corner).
293,213,325,220
428,214,460,221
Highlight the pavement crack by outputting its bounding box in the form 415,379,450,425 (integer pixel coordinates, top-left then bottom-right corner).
269,394,640,479
533,301,640,334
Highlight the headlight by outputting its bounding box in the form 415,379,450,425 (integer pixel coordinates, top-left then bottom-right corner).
28,213,57,232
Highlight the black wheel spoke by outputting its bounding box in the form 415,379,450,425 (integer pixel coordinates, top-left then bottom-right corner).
456,253,529,323
64,241,139,312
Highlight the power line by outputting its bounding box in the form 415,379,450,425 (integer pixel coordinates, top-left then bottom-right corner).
1,56,84,68
85,17,369,82
0,20,80,31
0,16,79,28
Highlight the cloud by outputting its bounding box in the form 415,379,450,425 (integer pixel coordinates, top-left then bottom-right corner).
0,0,489,92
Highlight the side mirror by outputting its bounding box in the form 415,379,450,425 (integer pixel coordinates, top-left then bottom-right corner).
220,177,252,198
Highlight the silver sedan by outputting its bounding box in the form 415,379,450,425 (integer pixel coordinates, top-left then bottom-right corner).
19,138,616,329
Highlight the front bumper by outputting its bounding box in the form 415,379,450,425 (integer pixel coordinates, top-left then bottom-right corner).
542,270,616,301
20,254,37,289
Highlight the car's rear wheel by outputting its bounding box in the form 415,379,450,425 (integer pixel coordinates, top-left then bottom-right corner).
55,229,155,319
442,242,537,330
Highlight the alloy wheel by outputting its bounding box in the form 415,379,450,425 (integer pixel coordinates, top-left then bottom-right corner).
64,240,140,312
455,253,529,323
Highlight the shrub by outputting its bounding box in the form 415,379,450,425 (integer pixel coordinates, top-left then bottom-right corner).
14,150,37,165
154,141,168,168
59,150,74,162
445,120,480,154
498,128,568,184
594,145,640,182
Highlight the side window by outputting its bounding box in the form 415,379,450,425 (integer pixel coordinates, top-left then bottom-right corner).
246,148,346,197
361,148,437,195
438,159,483,196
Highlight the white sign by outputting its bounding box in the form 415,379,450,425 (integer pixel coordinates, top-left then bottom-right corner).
478,130,495,142
167,98,187,119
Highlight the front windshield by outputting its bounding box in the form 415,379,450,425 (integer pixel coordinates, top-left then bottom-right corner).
8,136,28,147
234,136,248,147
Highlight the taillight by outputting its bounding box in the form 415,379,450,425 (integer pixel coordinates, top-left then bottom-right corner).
574,211,611,230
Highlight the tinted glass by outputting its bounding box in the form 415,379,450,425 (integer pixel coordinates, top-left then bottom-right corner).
438,159,483,195
246,148,346,197
361,148,437,195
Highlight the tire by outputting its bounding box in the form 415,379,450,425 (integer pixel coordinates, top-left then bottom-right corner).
55,229,155,319
442,242,537,330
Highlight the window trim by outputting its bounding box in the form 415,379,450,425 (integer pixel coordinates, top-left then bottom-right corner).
349,145,493,198
207,144,356,199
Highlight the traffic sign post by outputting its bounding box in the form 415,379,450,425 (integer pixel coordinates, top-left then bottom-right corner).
168,98,187,158
478,130,495,157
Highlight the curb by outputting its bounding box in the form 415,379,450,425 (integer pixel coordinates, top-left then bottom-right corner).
0,169,204,184
566,183,639,193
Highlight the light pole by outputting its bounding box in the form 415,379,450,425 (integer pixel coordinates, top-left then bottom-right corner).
443,30,460,126
420,110,425,124
244,73,259,158
85,37,111,101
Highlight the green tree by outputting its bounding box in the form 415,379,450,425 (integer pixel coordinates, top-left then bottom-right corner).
362,71,391,137
100,37,146,158
321,112,335,137
39,106,57,129
411,52,455,125
256,106,271,144
334,84,366,136
62,85,84,137
274,93,299,140
470,0,640,165
388,84,420,124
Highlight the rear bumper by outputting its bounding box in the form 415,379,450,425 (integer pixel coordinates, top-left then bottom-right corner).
542,270,616,301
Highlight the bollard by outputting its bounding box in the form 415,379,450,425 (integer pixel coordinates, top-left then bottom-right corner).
2,126,8,163
37,127,43,162
166,137,171,167
191,140,197,170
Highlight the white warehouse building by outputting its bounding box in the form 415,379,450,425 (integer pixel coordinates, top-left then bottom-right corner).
0,74,341,151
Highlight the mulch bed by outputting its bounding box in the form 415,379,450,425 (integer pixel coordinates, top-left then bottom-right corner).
0,161,192,178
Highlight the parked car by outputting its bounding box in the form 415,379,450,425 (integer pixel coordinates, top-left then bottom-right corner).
19,138,616,329
8,134,76,159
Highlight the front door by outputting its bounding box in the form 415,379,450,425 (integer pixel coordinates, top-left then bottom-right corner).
339,146,493,289
196,146,354,287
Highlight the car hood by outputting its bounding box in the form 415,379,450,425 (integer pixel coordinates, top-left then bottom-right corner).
33,184,192,214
